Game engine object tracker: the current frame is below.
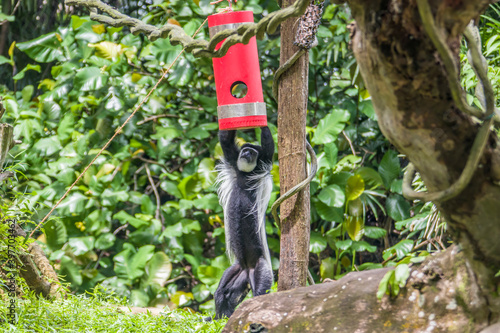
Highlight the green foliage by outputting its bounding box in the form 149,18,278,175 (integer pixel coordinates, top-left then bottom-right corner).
7,0,492,315
377,264,410,299
0,289,227,332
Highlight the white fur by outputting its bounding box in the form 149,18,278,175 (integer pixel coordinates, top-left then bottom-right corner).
237,159,257,173
216,159,273,272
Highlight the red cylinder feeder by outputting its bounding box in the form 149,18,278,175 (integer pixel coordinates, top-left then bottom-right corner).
208,11,267,130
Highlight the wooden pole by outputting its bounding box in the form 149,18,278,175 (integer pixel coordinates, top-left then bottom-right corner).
277,0,310,291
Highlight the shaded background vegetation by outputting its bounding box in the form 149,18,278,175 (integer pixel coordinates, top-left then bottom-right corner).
1,0,500,315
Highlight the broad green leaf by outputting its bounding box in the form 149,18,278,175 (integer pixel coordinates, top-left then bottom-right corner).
144,252,172,287
390,179,403,194
101,189,129,206
359,100,376,120
170,291,194,307
34,136,61,156
364,226,387,239
344,215,364,241
187,127,210,140
317,25,333,38
193,284,210,302
351,241,377,253
44,219,67,250
0,55,11,65
386,194,411,221
130,290,150,307
58,113,75,143
347,197,363,217
57,192,87,215
355,167,383,190
95,233,116,250
180,219,201,233
334,155,361,172
345,174,365,202
318,185,345,208
151,127,182,140
394,264,410,288
60,256,83,286
377,270,394,299
114,245,155,281
314,200,343,222
378,150,400,189
71,15,89,30
151,38,183,65
198,158,216,189
335,239,352,251
309,232,327,254
22,85,34,103
161,181,183,199
68,236,95,256
320,257,335,280
89,41,124,60
113,210,150,229
395,213,428,231
168,58,194,87
75,21,102,43
198,265,224,286
177,174,202,199
13,64,41,81
74,67,109,91
323,142,338,168
17,32,64,63
384,239,414,260
0,13,15,22
326,224,343,248
193,194,220,210
312,110,350,145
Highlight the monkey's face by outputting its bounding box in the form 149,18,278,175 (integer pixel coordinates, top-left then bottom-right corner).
237,146,258,172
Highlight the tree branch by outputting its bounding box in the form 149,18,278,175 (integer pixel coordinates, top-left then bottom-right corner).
65,0,310,58
402,1,495,203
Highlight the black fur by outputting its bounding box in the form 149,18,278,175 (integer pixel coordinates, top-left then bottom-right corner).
214,127,275,319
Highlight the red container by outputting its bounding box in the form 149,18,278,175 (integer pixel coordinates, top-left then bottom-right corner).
208,11,267,130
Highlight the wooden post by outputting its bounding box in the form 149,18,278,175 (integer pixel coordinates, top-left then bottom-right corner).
277,0,310,291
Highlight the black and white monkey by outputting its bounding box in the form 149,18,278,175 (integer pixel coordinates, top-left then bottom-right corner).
214,126,275,319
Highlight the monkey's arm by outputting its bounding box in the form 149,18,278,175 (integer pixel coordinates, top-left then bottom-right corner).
219,130,239,164
260,126,275,163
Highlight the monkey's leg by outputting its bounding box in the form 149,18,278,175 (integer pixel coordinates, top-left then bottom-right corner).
249,256,273,296
214,263,250,319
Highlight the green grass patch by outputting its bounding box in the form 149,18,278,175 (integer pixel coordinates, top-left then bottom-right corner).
0,292,226,333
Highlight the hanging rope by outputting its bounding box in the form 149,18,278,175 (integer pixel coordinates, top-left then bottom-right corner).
28,18,210,239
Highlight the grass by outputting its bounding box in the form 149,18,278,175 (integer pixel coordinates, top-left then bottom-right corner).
0,291,227,333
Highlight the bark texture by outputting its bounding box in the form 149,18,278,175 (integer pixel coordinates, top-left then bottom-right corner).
224,246,490,332
9,224,64,298
223,0,500,331
348,0,500,318
277,0,311,291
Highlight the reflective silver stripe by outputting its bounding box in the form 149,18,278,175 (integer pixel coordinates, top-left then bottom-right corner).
209,23,245,38
218,103,267,119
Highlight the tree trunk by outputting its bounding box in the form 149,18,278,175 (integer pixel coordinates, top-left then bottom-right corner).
277,0,311,291
223,0,500,331
348,0,500,317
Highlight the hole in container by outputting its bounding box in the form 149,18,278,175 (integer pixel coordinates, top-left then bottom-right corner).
230,81,248,99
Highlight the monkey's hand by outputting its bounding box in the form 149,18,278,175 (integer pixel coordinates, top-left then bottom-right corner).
219,130,239,163
260,127,275,162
